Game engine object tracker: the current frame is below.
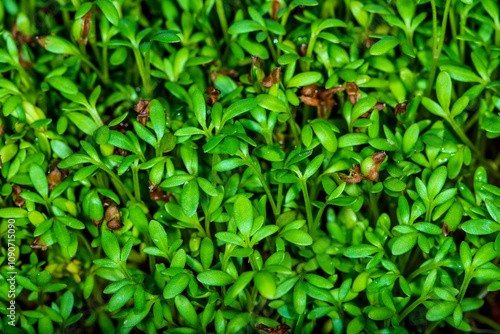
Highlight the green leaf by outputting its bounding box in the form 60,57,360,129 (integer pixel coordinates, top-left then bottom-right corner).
222,98,258,125
422,97,447,118
451,96,470,118
338,133,369,147
47,76,78,95
110,47,128,65
54,220,71,248
102,230,121,262
436,72,452,111
38,317,54,334
391,233,418,255
0,207,28,218
175,295,199,327
369,36,400,55
344,244,380,258
311,122,337,153
287,72,322,88
73,165,100,181
75,2,93,19
163,273,190,299
460,241,472,269
281,229,313,246
109,284,136,312
257,94,288,113
181,181,199,217
293,280,307,314
38,36,80,55
352,97,377,120
427,166,447,200
198,270,234,286
200,238,214,269
17,276,39,291
29,164,48,198
426,302,456,321
151,30,181,43
251,225,279,245
133,121,157,145
57,216,85,229
368,307,394,321
228,20,264,34
67,112,98,136
149,220,168,252
304,154,324,179
96,0,119,26
60,291,74,320
234,196,253,238
254,271,276,299
472,242,500,268
197,177,217,196
149,99,165,141
192,90,206,127
216,231,246,247
402,123,419,154
440,65,483,83
443,201,463,232
462,219,500,235
254,145,285,162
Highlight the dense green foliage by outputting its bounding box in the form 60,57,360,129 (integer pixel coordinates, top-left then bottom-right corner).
2,0,500,333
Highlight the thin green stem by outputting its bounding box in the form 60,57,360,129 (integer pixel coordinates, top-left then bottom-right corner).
400,296,428,322
469,313,500,332
313,207,325,233
446,116,500,177
457,269,473,302
249,252,260,271
289,109,301,145
148,246,156,275
426,0,451,96
81,57,107,84
215,0,230,51
423,320,441,334
368,184,379,224
300,178,314,236
446,116,478,155
304,35,318,72
407,260,450,282
102,45,109,84
132,164,141,202
242,155,278,215
87,106,104,127
99,164,135,202
78,233,94,259
276,183,284,215
278,10,292,56
424,202,433,223
205,214,212,239
132,48,152,98
120,263,135,281
495,25,500,47
266,36,278,63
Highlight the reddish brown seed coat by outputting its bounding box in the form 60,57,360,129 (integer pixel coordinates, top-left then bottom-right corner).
205,87,221,107
395,101,409,117
338,152,386,183
30,236,48,250
271,1,280,21
105,203,123,230
134,99,151,126
12,185,25,207
256,324,292,334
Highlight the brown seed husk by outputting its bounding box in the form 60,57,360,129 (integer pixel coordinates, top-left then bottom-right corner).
256,324,292,334
395,101,409,117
